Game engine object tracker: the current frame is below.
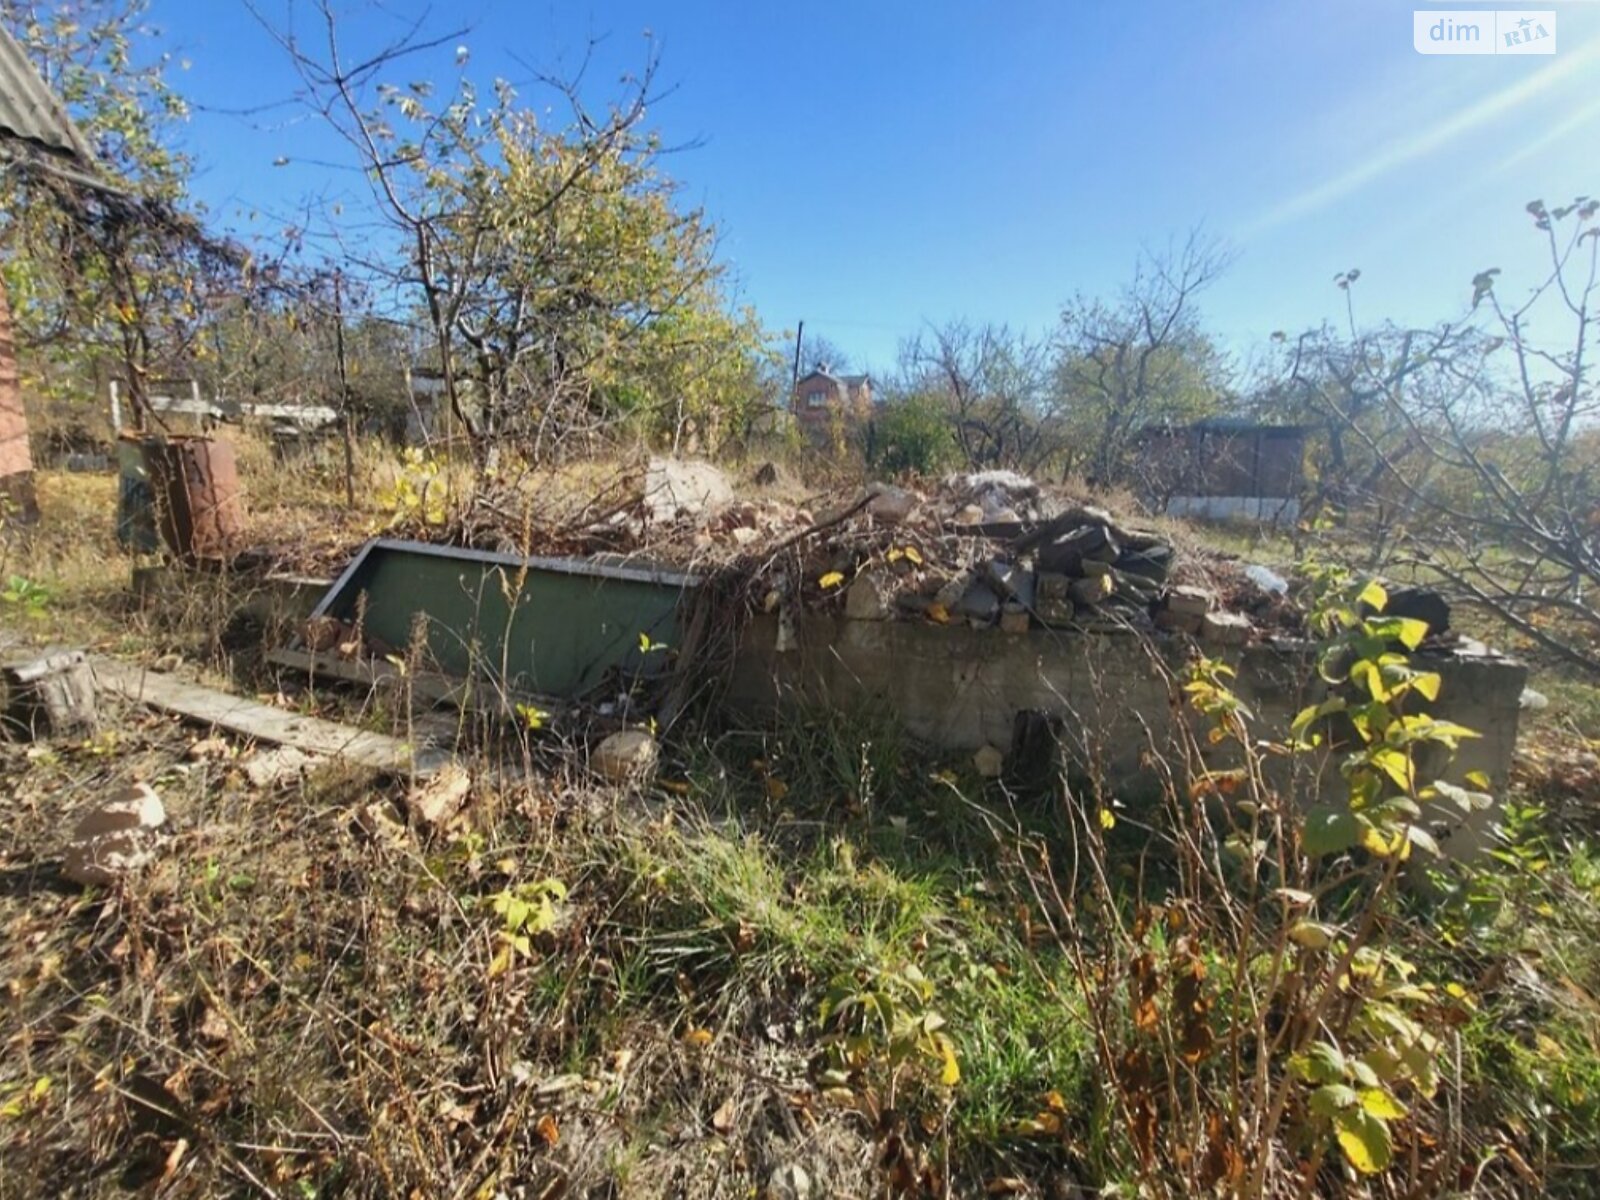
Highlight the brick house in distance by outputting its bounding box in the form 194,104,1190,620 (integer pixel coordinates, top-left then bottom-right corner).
793,364,872,431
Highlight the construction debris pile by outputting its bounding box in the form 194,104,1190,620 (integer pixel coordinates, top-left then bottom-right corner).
745,471,1299,643
517,462,1305,644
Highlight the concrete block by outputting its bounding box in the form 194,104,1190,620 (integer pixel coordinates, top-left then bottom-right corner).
1155,608,1203,635
845,570,894,621
1111,569,1158,602
594,730,658,782
1036,599,1076,626
1038,523,1116,575
865,483,917,525
955,580,1001,624
933,571,972,610
1165,586,1213,618
722,612,1528,860
984,560,1035,606
1201,611,1252,645
1069,574,1113,607
1036,573,1072,601
1000,608,1031,634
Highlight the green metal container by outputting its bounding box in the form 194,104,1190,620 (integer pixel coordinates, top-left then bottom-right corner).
309,539,700,699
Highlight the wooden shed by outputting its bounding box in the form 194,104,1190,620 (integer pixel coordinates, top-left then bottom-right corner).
1139,417,1310,524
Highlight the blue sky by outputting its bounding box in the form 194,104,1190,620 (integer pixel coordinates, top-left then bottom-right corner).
161,1,1598,373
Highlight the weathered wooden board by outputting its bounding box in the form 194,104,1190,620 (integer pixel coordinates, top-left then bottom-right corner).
266,646,569,724
91,656,446,777
3,648,98,738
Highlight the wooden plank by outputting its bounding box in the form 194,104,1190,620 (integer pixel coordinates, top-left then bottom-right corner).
4,648,98,738
267,646,569,724
90,656,447,778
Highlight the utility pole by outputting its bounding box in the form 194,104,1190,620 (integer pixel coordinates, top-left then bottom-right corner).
790,320,805,397
332,270,355,509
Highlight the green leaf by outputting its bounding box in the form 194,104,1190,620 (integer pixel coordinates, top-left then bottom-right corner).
1310,1083,1358,1118
1334,1106,1393,1174
1349,1057,1382,1089
1292,1041,1348,1085
1304,807,1361,857
1404,825,1440,856
1398,1037,1441,1097
1431,779,1493,812
1292,696,1346,736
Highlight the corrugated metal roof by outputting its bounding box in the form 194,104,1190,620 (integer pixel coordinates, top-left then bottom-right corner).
0,24,94,163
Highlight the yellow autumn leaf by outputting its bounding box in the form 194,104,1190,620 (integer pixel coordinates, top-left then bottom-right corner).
1359,822,1393,857
1098,808,1117,830
939,1039,961,1086
903,546,924,565
1288,920,1335,950
1028,1111,1062,1135
927,603,950,625
1359,1088,1408,1120
1335,1107,1392,1174
819,571,845,590
683,1027,714,1047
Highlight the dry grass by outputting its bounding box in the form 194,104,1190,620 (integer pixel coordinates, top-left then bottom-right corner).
0,685,1099,1198
4,441,1599,1199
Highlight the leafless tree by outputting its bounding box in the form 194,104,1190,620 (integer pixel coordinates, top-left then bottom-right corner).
1292,200,1600,674
1053,231,1234,485
895,320,1059,473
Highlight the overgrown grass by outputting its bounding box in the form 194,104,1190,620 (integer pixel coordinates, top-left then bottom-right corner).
0,684,1101,1196
5,447,1600,1197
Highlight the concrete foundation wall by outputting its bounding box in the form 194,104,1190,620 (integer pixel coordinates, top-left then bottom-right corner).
728,615,1525,847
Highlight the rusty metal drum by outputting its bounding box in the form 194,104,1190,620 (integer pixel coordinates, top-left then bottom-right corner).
141,435,243,561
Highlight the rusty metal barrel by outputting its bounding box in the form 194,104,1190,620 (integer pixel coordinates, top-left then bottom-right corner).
141,435,243,562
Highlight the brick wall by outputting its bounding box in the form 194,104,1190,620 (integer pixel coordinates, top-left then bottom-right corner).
0,280,37,516
793,373,871,427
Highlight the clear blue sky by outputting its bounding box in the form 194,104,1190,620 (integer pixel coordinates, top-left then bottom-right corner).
160,0,1598,374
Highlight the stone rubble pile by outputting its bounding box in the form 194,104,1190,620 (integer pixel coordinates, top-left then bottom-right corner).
754,471,1281,645
458,458,1295,643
